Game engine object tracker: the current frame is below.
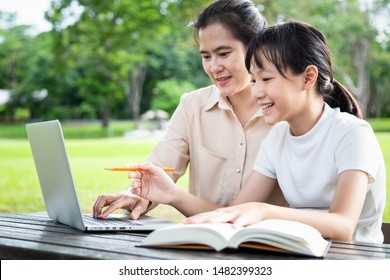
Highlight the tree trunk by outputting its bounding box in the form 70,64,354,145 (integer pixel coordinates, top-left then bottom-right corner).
100,103,110,128
353,38,369,116
333,38,369,118
125,64,147,125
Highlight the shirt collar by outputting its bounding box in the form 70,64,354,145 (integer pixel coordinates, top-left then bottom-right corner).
204,86,228,111
204,85,264,118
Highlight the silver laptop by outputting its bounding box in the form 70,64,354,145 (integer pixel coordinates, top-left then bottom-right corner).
26,120,175,232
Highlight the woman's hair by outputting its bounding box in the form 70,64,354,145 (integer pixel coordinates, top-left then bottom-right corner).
245,20,363,118
190,0,267,47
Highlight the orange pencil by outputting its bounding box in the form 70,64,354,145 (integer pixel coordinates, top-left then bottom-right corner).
105,167,175,172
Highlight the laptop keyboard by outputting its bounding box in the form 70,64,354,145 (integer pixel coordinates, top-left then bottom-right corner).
83,214,143,226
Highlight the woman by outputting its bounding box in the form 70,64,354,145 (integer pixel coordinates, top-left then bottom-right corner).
93,0,285,220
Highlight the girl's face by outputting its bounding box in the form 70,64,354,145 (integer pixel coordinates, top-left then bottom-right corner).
198,23,251,97
249,52,307,127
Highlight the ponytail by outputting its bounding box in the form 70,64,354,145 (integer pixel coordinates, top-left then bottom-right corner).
324,79,364,119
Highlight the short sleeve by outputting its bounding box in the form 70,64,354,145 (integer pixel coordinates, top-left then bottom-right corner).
147,93,191,182
253,136,277,179
335,123,382,183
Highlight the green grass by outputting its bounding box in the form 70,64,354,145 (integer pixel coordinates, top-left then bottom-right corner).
0,136,188,222
368,118,390,132
376,132,390,222
0,120,389,223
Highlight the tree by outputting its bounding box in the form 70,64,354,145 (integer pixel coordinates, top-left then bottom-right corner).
0,11,53,121
45,0,210,127
1,0,388,123
257,0,389,117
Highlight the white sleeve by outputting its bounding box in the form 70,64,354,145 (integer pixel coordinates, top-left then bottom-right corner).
335,123,383,183
253,136,277,179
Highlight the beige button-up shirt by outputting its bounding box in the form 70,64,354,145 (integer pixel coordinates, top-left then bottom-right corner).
148,85,272,206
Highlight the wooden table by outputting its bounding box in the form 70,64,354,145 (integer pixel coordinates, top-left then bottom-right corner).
0,212,389,260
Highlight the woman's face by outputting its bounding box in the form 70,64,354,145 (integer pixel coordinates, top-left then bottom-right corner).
198,23,251,97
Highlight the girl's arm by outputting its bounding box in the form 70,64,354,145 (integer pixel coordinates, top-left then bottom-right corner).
185,170,368,241
230,171,277,205
184,170,277,224
312,169,368,240
261,169,367,240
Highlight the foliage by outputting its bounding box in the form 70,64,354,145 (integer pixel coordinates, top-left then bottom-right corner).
368,40,390,117
43,0,210,126
0,0,389,124
152,78,196,115
257,0,389,117
0,120,136,138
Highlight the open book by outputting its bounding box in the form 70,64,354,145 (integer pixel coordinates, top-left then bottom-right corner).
141,219,331,257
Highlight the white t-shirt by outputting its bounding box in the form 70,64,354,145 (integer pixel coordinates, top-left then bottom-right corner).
254,103,386,243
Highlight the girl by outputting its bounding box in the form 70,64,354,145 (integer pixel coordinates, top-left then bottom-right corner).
128,21,386,243
93,0,285,220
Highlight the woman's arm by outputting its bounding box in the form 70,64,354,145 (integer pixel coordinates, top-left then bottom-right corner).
129,162,221,217
147,94,191,183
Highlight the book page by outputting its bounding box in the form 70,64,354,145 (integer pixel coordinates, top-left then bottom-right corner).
229,219,330,257
141,223,240,251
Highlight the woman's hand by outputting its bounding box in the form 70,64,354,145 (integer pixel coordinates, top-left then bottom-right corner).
93,190,150,220
128,162,179,206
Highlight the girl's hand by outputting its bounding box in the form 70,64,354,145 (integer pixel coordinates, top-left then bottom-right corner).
183,202,268,228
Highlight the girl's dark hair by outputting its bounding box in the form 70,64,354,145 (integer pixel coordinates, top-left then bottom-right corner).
190,0,267,47
245,20,363,118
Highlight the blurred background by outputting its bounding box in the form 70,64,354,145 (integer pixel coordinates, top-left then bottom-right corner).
1,0,389,123
0,0,389,222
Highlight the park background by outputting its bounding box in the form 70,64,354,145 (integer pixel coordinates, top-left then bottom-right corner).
0,0,389,222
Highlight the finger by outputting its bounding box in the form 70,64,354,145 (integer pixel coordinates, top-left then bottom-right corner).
183,212,210,224
205,210,237,224
231,213,261,229
97,207,114,219
130,208,141,220
231,216,248,229
130,188,141,197
92,196,101,218
128,171,143,180
129,200,149,220
130,179,149,200
97,201,122,219
184,210,236,224
127,181,135,191
130,180,142,196
93,195,110,218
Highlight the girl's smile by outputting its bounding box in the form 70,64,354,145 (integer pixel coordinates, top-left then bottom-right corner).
258,102,275,114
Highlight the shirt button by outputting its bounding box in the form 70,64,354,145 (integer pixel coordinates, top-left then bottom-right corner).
236,168,241,173
239,141,243,146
